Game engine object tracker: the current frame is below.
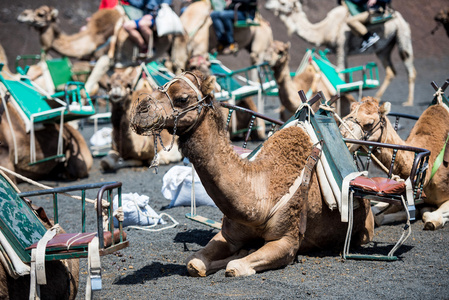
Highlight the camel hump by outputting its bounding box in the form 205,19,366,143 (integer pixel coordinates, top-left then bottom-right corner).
89,8,122,34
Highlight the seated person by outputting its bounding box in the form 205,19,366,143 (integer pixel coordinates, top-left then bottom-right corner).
340,0,391,52
123,0,173,57
210,0,257,55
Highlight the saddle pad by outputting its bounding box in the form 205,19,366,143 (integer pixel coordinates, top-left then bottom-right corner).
350,176,405,195
26,230,126,250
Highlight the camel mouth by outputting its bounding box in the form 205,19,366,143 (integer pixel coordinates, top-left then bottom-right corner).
130,94,167,136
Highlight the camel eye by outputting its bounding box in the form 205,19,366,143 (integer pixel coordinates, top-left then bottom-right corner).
176,94,190,103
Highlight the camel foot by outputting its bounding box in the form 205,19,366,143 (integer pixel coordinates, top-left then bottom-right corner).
402,101,413,107
373,213,385,227
100,153,119,172
422,211,443,230
186,258,207,277
225,260,255,277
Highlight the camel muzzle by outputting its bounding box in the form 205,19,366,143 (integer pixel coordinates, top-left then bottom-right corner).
130,94,167,136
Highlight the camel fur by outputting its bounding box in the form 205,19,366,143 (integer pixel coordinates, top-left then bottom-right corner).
130,70,374,277
264,0,416,106
340,97,449,230
17,5,174,94
100,68,182,172
0,92,92,181
171,0,273,73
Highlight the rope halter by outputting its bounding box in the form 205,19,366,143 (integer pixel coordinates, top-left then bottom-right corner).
130,71,213,172
340,100,386,142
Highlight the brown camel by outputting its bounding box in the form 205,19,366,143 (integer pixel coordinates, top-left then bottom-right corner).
340,97,449,230
100,68,182,172
0,203,79,300
265,0,416,106
0,92,93,181
171,0,273,73
17,5,173,93
264,40,355,121
129,70,373,276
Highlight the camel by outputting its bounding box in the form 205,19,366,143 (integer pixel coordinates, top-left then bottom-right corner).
129,70,374,276
0,91,93,180
17,5,173,94
100,68,182,172
264,40,356,121
264,0,417,106
171,0,273,74
339,97,449,230
0,203,79,299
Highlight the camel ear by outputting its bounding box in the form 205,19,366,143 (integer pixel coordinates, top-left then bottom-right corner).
286,41,291,50
50,8,59,20
379,102,391,116
201,75,216,96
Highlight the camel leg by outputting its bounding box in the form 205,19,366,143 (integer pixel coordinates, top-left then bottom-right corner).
186,230,245,277
422,200,449,230
374,66,395,101
225,235,300,277
84,55,111,96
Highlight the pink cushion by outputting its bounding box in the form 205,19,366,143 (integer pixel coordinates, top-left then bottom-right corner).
350,176,406,195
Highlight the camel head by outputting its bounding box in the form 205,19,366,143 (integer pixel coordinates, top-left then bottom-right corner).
17,6,58,28
265,0,300,16
339,97,390,152
108,68,139,104
130,70,216,136
264,40,290,69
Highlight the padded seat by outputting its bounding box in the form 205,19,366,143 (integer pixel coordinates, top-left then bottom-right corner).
26,230,126,252
351,176,406,195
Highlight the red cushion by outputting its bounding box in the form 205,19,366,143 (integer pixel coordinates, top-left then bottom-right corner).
26,229,126,250
350,176,406,195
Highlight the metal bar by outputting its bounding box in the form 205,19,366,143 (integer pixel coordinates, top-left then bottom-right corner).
18,182,118,197
82,189,86,233
96,182,122,249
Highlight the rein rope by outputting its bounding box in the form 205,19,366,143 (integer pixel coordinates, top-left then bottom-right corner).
145,71,212,172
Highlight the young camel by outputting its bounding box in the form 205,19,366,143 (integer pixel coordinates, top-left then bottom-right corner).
264,40,355,121
130,70,374,276
264,0,416,106
340,97,449,230
100,68,182,172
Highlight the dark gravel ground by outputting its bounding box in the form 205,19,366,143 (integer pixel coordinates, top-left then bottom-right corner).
3,0,449,299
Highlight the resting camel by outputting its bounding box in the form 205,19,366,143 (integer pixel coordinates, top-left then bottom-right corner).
0,204,79,299
264,40,355,121
0,92,93,180
171,0,273,73
100,68,182,172
339,97,449,230
129,70,374,276
264,0,416,106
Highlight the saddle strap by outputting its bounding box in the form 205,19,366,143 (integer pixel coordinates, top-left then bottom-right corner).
266,141,322,225
298,142,323,235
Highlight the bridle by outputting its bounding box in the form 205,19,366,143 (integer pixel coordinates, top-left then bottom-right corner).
136,71,213,172
341,101,386,142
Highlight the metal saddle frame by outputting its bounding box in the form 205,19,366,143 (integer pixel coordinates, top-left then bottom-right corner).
0,169,128,297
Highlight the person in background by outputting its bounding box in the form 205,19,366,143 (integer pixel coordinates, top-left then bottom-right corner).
123,0,172,56
210,0,257,55
340,0,391,52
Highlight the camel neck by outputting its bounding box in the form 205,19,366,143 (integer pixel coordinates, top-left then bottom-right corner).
272,61,301,113
179,107,270,223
